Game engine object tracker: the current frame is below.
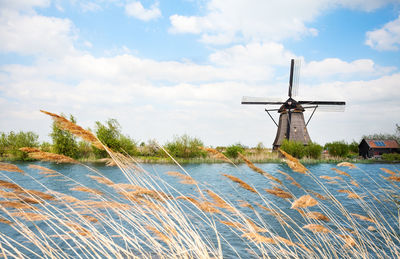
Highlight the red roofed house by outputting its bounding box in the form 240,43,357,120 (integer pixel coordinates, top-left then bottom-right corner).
358,139,400,158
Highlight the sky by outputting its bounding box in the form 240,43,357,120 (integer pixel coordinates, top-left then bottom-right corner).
0,0,400,148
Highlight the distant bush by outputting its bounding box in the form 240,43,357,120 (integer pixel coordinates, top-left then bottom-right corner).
348,141,359,154
324,141,349,157
382,153,400,162
304,141,323,159
224,144,245,158
50,115,80,159
165,135,206,158
0,131,39,160
280,139,305,159
93,119,138,158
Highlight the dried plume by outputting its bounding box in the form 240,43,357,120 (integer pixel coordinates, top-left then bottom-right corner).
303,224,331,234
350,213,376,223
238,153,282,184
337,162,356,169
380,168,397,176
87,175,114,186
265,187,293,199
338,234,356,247
199,147,230,162
278,149,308,174
10,212,49,221
331,168,350,177
70,186,104,196
223,174,257,193
20,148,78,164
337,190,364,199
276,170,301,188
40,110,104,150
0,162,24,174
166,171,197,185
241,233,275,244
291,195,318,209
204,190,235,212
305,211,330,222
320,175,343,181
306,190,328,200
28,164,56,172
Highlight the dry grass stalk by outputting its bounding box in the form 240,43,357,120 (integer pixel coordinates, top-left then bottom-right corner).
337,190,364,199
238,153,282,185
28,164,56,172
19,147,41,153
238,200,254,209
87,175,114,186
177,196,221,214
21,149,78,164
337,162,356,169
111,183,140,191
320,175,343,181
70,186,104,196
0,180,23,191
278,149,308,174
350,180,359,187
265,187,293,199
350,213,376,223
305,211,330,222
199,147,230,162
219,220,246,231
81,215,98,223
39,171,57,175
380,168,396,176
291,195,318,209
10,212,49,221
0,201,37,210
40,110,104,150
241,233,275,244
223,174,257,193
303,224,331,234
367,226,376,231
64,221,93,238
276,170,301,188
331,168,350,177
18,190,55,201
0,162,24,173
338,234,356,247
306,190,328,200
204,190,235,212
146,225,171,244
166,171,197,185
0,217,13,225
386,176,400,182
275,236,296,246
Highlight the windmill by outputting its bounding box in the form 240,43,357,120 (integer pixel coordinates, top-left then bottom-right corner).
242,59,345,150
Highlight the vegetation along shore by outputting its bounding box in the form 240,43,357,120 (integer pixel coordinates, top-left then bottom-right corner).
1,111,399,164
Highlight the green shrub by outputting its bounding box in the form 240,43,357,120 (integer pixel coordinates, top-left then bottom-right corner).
50,115,80,159
348,141,359,154
224,144,245,159
280,139,305,159
165,135,206,158
304,141,323,159
324,141,349,157
382,153,400,162
0,131,39,160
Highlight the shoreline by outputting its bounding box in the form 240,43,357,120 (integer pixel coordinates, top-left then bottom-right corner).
1,156,396,165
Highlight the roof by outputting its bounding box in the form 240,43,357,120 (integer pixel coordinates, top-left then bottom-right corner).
363,139,399,149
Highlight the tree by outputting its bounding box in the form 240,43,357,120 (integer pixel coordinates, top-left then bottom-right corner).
0,131,39,160
50,115,79,159
224,144,245,159
304,141,323,159
324,141,349,157
280,139,305,159
165,135,206,158
93,119,138,158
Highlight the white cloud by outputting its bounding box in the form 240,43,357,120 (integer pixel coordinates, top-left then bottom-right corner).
125,1,161,21
0,8,77,57
169,0,397,45
365,15,400,51
302,58,396,79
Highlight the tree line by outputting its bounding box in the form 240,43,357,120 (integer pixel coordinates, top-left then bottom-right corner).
0,115,399,161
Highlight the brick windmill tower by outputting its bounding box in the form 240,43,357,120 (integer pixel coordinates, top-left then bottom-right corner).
242,59,346,150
